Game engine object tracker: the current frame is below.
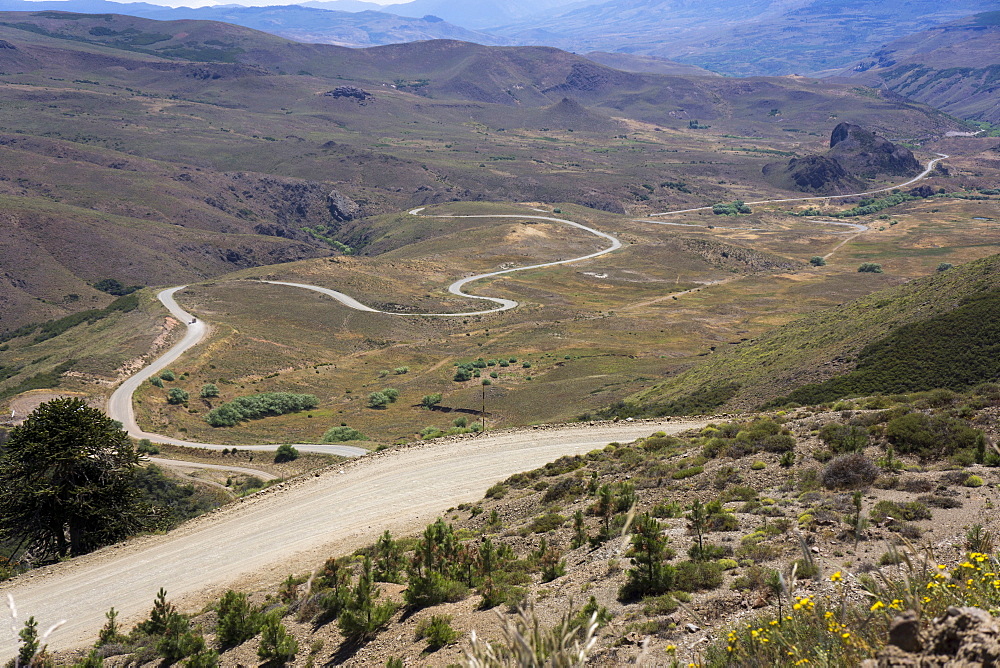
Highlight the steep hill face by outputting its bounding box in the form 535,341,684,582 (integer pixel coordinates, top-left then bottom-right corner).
837,12,1000,123
617,253,1000,415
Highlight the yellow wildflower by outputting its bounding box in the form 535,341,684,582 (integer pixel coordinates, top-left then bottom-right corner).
871,601,885,611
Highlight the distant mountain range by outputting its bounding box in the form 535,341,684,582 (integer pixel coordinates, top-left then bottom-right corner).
0,0,996,79
0,0,508,46
836,11,1000,123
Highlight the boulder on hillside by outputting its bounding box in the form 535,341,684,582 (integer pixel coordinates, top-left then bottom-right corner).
328,189,361,221
862,607,1000,667
828,122,921,178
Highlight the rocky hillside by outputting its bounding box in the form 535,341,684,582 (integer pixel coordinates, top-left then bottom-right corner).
838,12,1000,123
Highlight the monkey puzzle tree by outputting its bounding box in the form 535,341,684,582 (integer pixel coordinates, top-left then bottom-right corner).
0,398,144,558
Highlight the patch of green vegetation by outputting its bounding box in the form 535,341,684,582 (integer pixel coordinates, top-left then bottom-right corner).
0,360,75,401
135,465,224,529
628,254,1000,413
712,201,752,216
770,289,1000,406
833,192,915,218
205,392,319,427
599,383,740,419
1,293,140,344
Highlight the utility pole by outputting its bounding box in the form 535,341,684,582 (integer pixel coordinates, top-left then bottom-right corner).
481,381,487,434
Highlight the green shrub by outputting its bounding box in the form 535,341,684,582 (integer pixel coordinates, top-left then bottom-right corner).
160,370,176,382
322,426,366,442
485,482,508,499
528,513,566,533
870,500,931,523
382,388,399,403
367,392,389,409
274,444,299,463
167,388,189,405
199,383,220,398
858,262,883,273
809,256,826,266
674,560,725,591
885,412,983,459
421,393,442,409
965,474,985,488
415,615,459,650
216,590,261,649
205,393,319,427
136,438,159,455
673,465,704,480
819,423,870,453
751,461,766,470
150,377,164,388
257,612,298,664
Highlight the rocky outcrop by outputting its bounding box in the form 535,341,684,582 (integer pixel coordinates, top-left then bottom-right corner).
324,86,373,102
328,189,360,221
862,607,1000,667
763,123,920,194
828,122,921,178
762,154,863,194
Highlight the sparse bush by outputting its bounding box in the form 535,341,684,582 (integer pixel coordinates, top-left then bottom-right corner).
393,367,409,375
809,256,826,266
821,453,879,489
421,393,443,409
857,262,883,273
150,377,164,388
382,388,399,403
160,370,176,382
199,383,219,398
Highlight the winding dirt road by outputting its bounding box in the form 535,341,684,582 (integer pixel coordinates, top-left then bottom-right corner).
0,419,703,656
0,153,951,658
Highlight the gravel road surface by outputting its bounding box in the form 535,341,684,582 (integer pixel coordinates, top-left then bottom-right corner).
0,419,703,657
